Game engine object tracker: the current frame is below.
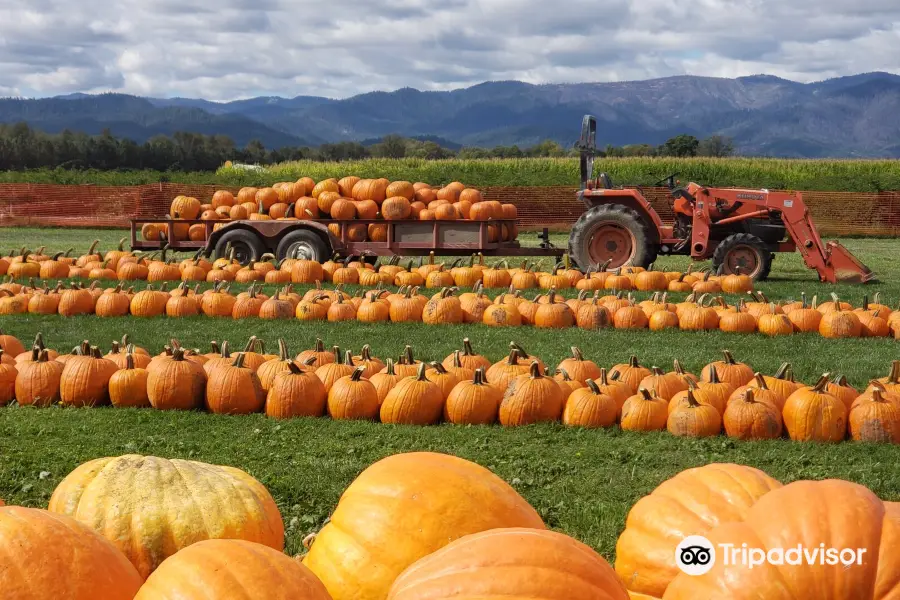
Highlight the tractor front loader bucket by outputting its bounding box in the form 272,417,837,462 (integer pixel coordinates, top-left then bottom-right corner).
822,241,876,284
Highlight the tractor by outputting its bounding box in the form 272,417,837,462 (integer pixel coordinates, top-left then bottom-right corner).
567,115,875,283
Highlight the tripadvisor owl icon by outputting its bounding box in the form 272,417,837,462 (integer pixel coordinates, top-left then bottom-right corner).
675,535,716,576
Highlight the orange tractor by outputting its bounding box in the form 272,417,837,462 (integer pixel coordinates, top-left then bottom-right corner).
568,115,875,283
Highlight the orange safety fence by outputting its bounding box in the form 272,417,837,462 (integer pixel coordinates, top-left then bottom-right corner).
1,183,899,236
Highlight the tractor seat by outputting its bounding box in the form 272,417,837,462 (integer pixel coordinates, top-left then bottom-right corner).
598,173,614,189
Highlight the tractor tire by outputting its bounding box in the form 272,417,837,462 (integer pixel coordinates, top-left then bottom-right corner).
568,204,658,270
712,233,773,281
214,229,266,264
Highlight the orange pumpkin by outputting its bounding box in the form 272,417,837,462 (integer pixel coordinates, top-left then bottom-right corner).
389,528,628,600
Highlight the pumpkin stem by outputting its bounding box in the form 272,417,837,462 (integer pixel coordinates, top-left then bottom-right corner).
277,339,289,361
585,378,601,394
753,372,768,389
598,368,610,386
383,358,396,376
415,362,429,381
685,389,702,408
344,350,355,366
830,292,841,311
505,349,520,365
557,367,573,382
638,387,653,401
429,361,449,374
232,353,247,368
109,341,121,354
886,360,900,385
811,373,832,393
773,362,792,380
171,348,186,362
628,355,640,368
529,360,543,378
706,365,721,384
402,345,414,365
650,366,664,376
742,388,756,403
124,352,135,370
313,338,325,353
570,346,584,362
472,367,487,386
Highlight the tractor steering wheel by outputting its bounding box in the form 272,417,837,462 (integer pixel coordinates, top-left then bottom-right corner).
652,173,679,189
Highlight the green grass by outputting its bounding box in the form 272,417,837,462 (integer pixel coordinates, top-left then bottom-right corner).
4,155,900,190
2,226,900,563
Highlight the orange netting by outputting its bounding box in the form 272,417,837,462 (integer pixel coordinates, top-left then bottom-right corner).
0,183,898,236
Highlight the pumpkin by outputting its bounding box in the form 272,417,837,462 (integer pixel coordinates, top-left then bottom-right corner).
849,381,900,443
328,365,380,420
499,361,564,426
825,373,860,411
723,388,783,440
0,357,15,406
662,479,899,600
266,360,326,419
109,353,150,408
700,350,753,388
255,339,298,392
422,287,463,324
443,367,501,425
620,388,669,431
315,348,356,394
443,338,491,372
380,363,444,425
668,377,723,415
49,455,284,580
785,291,819,326
0,506,142,599
562,378,618,428
614,463,782,598
371,359,402,406
783,373,847,442
748,362,799,409
819,293,862,338
729,372,782,410
639,366,689,401
302,451,545,600
875,360,900,394
60,345,117,407
666,388,722,437
14,348,62,406
205,353,266,415
135,539,331,600
718,302,758,333
424,362,460,399
170,195,201,219
389,528,628,600
147,347,207,411
610,356,652,394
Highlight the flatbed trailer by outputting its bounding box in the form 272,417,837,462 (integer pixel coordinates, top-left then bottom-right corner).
130,218,564,264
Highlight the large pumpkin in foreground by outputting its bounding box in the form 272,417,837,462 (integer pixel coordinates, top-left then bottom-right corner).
302,452,545,600
663,480,900,599
48,454,284,579
388,528,628,600
615,463,782,598
0,505,143,599
135,539,332,600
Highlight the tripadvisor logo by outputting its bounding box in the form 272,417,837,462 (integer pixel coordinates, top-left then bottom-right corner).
675,535,869,576
675,535,716,576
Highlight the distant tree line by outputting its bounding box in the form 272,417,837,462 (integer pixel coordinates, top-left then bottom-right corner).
0,122,734,171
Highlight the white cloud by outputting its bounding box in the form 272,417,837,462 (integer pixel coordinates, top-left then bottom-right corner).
0,0,897,100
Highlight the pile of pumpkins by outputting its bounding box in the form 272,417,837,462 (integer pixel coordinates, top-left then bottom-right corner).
140,177,518,243
1,451,897,599
1,330,898,443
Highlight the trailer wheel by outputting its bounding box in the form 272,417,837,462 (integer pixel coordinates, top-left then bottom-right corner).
712,233,772,281
568,204,657,269
214,229,266,264
276,229,330,262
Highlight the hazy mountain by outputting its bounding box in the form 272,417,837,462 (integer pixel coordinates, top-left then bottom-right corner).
3,72,899,157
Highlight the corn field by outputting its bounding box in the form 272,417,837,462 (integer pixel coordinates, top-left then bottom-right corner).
1,157,899,191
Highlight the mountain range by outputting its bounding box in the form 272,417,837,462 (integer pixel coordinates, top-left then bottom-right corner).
3,72,900,157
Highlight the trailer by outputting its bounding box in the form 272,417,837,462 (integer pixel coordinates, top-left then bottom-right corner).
130,218,565,264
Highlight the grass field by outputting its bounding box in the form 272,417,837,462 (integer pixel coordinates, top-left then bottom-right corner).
3,155,900,190
2,226,900,563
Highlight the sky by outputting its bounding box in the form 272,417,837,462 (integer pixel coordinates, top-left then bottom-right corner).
1,0,898,101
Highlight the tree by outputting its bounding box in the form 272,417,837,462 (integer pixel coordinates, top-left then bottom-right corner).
660,134,700,157
376,134,407,159
698,135,735,157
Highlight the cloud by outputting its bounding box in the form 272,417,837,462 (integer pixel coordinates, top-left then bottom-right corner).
0,0,897,100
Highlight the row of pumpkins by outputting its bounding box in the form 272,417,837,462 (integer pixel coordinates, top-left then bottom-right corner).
1,451,898,599
1,268,896,339
1,329,898,443
1,242,751,297
141,177,519,243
